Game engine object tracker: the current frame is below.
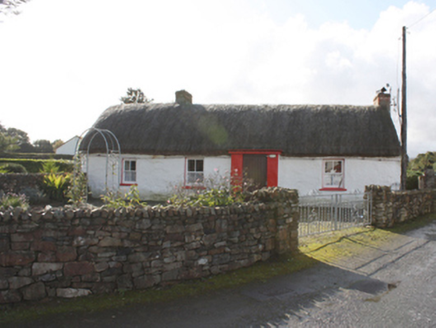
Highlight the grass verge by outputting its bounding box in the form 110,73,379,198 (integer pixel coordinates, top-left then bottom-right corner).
1,213,435,325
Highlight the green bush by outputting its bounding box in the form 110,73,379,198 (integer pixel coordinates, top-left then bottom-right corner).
0,159,73,173
406,170,421,190
66,171,89,207
19,187,46,205
40,162,60,173
168,170,252,207
41,173,72,202
0,163,28,173
0,193,29,211
0,153,72,160
101,185,145,209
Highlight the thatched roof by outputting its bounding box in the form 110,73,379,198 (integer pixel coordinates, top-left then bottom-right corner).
82,102,400,157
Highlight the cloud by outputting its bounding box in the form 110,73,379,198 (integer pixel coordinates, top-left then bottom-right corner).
0,0,434,158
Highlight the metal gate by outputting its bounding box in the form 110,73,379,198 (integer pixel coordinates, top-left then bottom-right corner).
298,192,372,237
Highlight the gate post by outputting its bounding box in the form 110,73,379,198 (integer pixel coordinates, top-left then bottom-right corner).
334,194,340,230
252,187,300,254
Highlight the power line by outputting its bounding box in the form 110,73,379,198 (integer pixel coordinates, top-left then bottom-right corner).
409,7,436,29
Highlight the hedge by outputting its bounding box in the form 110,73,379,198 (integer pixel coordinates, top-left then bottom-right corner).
0,159,74,173
0,153,73,160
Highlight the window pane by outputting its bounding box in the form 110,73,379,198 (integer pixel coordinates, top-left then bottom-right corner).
130,161,136,171
334,161,342,173
324,174,342,187
196,160,204,172
188,159,195,172
325,160,342,173
188,172,203,183
325,161,332,173
187,173,195,183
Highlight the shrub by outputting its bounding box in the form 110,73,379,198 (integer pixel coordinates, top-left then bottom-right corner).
66,171,89,207
41,173,72,202
0,192,29,211
0,159,73,173
40,161,60,173
101,185,145,209
19,187,46,205
0,163,28,173
168,170,252,207
406,170,421,190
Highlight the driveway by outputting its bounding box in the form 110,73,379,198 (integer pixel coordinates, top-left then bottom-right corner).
7,220,436,327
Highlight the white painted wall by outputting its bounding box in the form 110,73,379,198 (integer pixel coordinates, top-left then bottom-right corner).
55,136,79,155
86,154,401,200
279,156,401,195
87,154,231,201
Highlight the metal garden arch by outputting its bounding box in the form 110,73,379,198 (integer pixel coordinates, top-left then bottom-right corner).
74,128,121,201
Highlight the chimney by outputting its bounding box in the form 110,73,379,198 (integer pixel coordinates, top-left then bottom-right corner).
373,88,391,109
175,90,192,105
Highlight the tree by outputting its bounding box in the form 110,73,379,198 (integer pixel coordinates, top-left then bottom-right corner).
52,139,64,151
0,132,18,153
409,152,436,172
6,127,34,152
0,122,19,152
120,88,153,104
33,139,54,153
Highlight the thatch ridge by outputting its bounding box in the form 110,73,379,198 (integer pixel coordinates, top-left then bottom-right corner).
81,102,401,157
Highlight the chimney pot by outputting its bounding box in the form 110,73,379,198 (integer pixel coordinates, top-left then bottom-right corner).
176,90,192,105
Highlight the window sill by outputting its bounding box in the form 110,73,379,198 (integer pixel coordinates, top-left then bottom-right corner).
120,183,138,186
183,185,206,190
319,188,347,192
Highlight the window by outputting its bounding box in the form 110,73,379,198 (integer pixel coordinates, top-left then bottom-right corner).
186,159,204,184
322,159,345,190
123,159,137,184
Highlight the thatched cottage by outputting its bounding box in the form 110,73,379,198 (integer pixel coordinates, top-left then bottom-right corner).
81,90,401,200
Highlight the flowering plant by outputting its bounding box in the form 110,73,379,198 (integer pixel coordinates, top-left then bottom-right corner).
167,169,253,207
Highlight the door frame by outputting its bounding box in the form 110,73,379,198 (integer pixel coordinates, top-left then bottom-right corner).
229,150,281,188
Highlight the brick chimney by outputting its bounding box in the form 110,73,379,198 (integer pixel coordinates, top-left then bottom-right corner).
175,90,192,105
373,89,391,109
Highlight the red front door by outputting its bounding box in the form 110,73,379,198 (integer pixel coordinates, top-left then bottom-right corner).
243,154,267,189
230,150,281,188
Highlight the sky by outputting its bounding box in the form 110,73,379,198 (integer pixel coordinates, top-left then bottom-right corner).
1,0,435,158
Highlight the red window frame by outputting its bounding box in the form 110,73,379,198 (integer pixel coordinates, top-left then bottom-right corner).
320,158,347,191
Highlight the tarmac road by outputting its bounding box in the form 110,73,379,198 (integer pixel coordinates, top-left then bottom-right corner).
9,221,436,328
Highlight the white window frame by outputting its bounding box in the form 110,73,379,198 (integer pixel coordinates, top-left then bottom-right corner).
186,158,204,185
321,159,345,190
122,159,137,185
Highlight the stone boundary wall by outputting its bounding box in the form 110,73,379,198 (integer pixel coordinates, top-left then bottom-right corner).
365,185,436,228
0,188,299,304
0,173,45,195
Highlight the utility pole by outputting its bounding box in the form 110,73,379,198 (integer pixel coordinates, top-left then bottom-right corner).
401,26,408,190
